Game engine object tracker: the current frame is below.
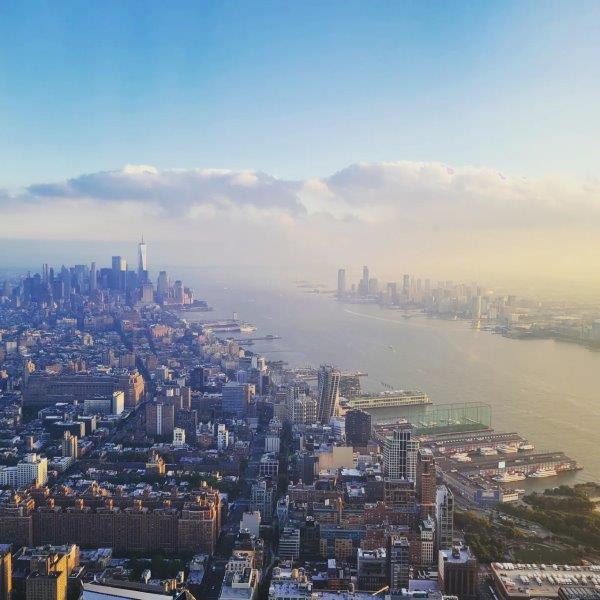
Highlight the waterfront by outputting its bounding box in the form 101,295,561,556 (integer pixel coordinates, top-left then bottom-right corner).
181,270,600,483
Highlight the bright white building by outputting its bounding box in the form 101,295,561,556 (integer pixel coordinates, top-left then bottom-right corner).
173,427,186,446
3,453,49,487
217,423,230,451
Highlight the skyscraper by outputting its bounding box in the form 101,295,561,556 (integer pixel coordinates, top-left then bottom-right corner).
60,265,71,298
383,425,418,481
337,268,346,297
361,265,369,295
89,262,97,291
436,485,454,550
402,274,410,298
157,270,170,297
138,236,148,282
317,365,340,424
417,448,436,516
111,256,126,291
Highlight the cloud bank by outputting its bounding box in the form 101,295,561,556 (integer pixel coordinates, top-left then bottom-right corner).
2,161,600,283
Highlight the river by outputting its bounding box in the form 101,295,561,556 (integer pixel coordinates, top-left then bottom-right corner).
178,270,600,484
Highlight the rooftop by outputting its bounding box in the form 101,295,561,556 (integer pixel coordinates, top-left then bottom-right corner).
439,546,475,565
81,583,178,600
491,562,600,599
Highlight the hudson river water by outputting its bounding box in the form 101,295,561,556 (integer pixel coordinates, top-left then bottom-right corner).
181,272,600,484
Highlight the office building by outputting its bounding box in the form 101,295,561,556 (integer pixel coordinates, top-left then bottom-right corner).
436,486,454,550
156,271,170,298
222,382,250,415
250,479,275,524
418,516,436,566
278,528,300,561
438,546,477,599
259,454,279,479
89,262,97,291
61,432,78,459
137,237,148,281
345,409,371,447
357,548,387,592
140,282,154,304
383,425,418,481
387,535,410,592
111,256,127,291
316,365,340,424
145,402,175,438
416,448,436,515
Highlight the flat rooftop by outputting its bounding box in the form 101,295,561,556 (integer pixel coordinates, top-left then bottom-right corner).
445,451,574,472
491,562,600,599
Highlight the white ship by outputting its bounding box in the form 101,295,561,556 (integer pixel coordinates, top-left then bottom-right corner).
528,467,558,478
493,471,526,483
518,442,535,451
239,323,257,333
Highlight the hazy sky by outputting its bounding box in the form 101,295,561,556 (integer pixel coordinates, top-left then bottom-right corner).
1,1,599,286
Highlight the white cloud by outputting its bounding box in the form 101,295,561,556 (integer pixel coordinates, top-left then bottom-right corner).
2,161,600,283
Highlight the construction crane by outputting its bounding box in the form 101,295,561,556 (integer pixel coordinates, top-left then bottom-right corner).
371,585,389,596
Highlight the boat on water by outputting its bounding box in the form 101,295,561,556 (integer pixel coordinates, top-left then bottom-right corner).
528,467,558,478
493,471,526,483
518,442,535,451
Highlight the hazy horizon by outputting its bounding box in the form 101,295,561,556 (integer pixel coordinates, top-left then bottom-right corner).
1,2,599,295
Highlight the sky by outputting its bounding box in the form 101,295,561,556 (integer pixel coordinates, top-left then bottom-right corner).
0,1,599,288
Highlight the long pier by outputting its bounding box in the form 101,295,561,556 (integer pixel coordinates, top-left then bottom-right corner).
231,336,281,342
440,451,580,476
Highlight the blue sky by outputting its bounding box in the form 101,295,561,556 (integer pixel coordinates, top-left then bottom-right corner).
1,0,598,189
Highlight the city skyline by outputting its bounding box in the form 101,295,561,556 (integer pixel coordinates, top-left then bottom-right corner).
1,3,599,597
2,160,600,290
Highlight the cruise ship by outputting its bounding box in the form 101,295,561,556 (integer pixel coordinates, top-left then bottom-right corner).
200,319,257,333
344,390,431,410
528,467,558,478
